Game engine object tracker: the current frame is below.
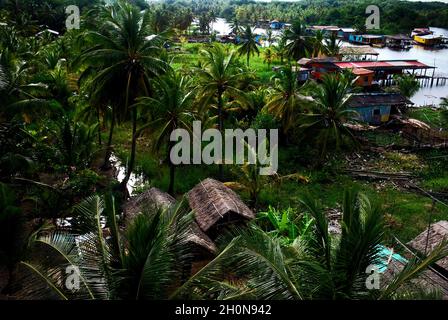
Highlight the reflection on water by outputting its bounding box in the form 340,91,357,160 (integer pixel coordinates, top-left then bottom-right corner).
110,153,145,196
211,19,448,106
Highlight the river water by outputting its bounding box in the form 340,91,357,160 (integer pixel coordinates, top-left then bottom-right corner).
211,19,448,106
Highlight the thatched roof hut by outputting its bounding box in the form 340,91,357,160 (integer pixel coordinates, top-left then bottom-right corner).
408,221,448,270
122,187,175,225
187,178,255,234
187,222,217,255
122,187,217,255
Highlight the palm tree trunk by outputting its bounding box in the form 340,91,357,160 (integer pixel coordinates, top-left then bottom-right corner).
247,53,250,67
217,89,224,180
102,106,115,169
97,105,102,146
121,108,137,189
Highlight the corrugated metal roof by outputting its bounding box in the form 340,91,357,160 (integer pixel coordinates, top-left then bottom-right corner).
348,93,414,107
334,60,434,69
352,68,374,75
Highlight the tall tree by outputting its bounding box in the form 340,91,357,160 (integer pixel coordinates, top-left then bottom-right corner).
196,44,246,179
237,26,260,67
311,30,325,58
283,20,312,61
394,74,420,99
265,66,313,137
324,32,342,57
78,1,168,188
298,72,358,160
138,72,195,195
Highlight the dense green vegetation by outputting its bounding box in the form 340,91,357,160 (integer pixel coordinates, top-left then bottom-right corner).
1,0,448,300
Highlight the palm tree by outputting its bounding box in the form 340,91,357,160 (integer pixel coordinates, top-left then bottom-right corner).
77,1,168,187
17,195,194,300
229,18,242,36
272,37,287,64
175,188,448,300
263,48,274,70
196,44,246,179
298,72,358,160
324,32,342,57
394,74,420,99
137,72,195,195
265,66,314,137
311,30,325,58
283,20,312,61
266,29,273,46
237,26,260,67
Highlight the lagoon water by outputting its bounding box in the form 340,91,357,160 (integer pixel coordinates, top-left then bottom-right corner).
211,19,448,106
373,27,448,106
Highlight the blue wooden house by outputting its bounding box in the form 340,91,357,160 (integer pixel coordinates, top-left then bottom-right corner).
349,34,385,46
270,20,284,30
347,93,413,125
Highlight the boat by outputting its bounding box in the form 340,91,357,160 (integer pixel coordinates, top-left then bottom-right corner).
386,35,412,50
413,34,443,46
411,27,433,37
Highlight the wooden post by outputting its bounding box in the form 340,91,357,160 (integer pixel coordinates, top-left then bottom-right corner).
431,67,435,87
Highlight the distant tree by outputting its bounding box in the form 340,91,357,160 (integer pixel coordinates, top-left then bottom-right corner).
237,26,260,67
78,1,168,187
138,72,194,195
324,33,342,57
272,36,287,64
283,20,312,61
298,72,358,160
265,66,313,137
266,29,273,45
196,44,246,179
263,48,274,70
229,18,242,36
311,30,325,58
394,74,420,99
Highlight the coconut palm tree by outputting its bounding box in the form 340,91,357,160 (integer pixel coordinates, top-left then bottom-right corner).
272,36,287,64
324,32,342,57
263,48,274,70
266,29,273,46
137,71,195,195
77,1,168,187
175,188,448,300
265,66,314,137
311,30,325,58
237,26,260,67
16,195,194,300
298,72,358,160
195,44,246,179
394,74,420,99
283,20,312,61
229,18,242,36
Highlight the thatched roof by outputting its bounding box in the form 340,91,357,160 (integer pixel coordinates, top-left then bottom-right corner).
122,187,175,224
122,187,217,254
187,222,218,254
408,221,448,270
187,178,255,232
